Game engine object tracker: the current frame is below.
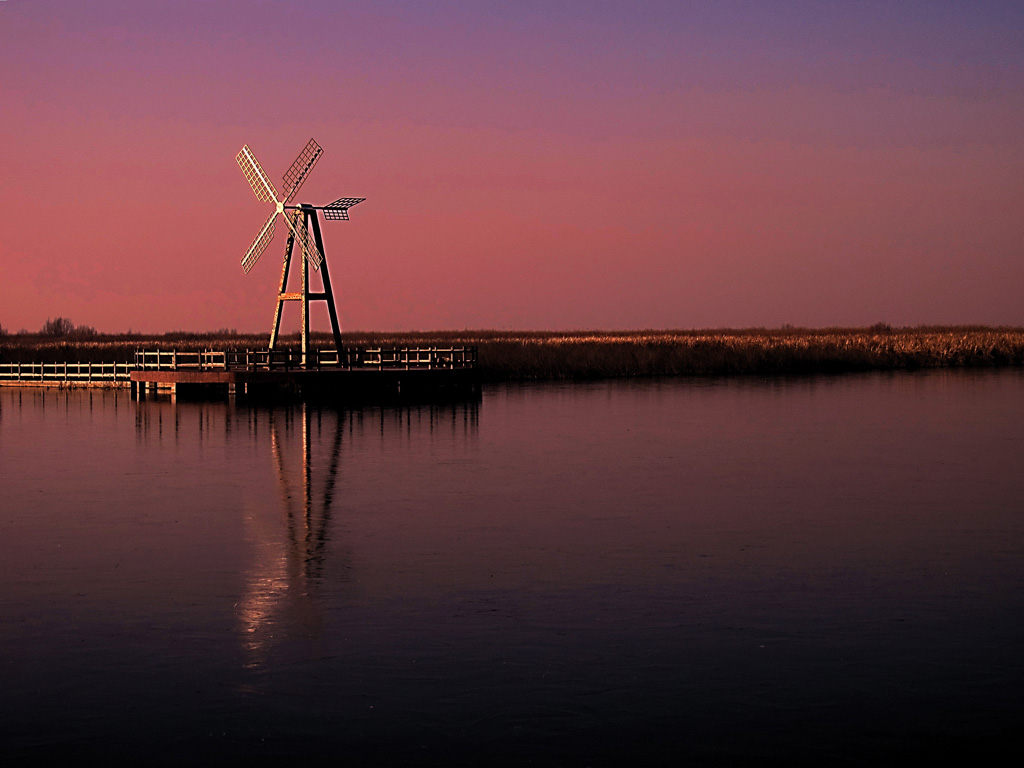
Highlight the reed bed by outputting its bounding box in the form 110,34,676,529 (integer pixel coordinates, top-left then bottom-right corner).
3,327,1024,381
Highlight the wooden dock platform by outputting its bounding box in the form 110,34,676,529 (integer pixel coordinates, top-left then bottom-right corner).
1,347,480,402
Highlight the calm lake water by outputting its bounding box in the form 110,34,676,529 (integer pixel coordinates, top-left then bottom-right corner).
2,371,1023,764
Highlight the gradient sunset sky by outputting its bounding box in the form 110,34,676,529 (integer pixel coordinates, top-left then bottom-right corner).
2,0,1022,333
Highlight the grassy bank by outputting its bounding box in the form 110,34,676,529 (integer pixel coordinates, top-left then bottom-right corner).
3,327,1024,381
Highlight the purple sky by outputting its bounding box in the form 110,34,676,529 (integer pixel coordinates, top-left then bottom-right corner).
2,0,1022,332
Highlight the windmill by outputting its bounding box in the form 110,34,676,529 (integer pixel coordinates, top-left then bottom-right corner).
236,138,364,362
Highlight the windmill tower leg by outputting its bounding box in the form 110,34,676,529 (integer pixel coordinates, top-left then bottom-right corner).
301,226,310,366
305,207,344,352
270,225,297,352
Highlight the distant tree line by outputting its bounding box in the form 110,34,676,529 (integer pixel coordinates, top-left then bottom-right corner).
40,317,99,337
0,321,245,339
0,317,98,338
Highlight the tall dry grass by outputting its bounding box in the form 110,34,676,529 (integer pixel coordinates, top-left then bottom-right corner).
2,327,1024,381
466,328,1024,380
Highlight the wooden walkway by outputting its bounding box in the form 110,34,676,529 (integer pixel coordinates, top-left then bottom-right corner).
133,346,476,372
0,347,480,401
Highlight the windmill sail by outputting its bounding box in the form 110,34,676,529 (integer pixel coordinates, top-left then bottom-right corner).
237,146,279,203
236,139,358,273
242,211,277,274
282,139,323,203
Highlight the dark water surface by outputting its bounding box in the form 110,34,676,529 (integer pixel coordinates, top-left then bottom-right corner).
2,371,1023,764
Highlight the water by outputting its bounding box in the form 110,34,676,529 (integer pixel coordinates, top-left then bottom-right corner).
2,371,1023,764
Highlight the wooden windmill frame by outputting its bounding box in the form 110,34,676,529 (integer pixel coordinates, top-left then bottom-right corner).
236,138,364,362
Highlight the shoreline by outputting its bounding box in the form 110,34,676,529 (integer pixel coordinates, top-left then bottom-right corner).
3,327,1024,382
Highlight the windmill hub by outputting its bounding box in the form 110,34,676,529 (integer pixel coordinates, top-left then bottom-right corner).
235,138,366,362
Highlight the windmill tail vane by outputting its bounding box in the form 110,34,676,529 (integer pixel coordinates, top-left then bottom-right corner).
235,138,365,274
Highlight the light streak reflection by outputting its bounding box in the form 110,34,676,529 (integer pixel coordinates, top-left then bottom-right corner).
238,403,343,669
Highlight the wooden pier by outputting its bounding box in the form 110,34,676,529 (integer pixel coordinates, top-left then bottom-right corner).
0,361,133,388
1,347,480,402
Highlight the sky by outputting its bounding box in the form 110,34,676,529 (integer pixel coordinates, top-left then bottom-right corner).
2,0,1023,333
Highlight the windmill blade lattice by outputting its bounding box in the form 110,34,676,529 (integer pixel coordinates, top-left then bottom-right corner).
282,139,323,203
237,146,279,203
235,139,342,272
242,211,277,274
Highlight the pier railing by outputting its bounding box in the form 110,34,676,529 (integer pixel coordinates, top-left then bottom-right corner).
0,361,133,385
133,347,477,372
0,347,477,388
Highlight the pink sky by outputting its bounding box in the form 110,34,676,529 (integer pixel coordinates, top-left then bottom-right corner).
2,1,1023,333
